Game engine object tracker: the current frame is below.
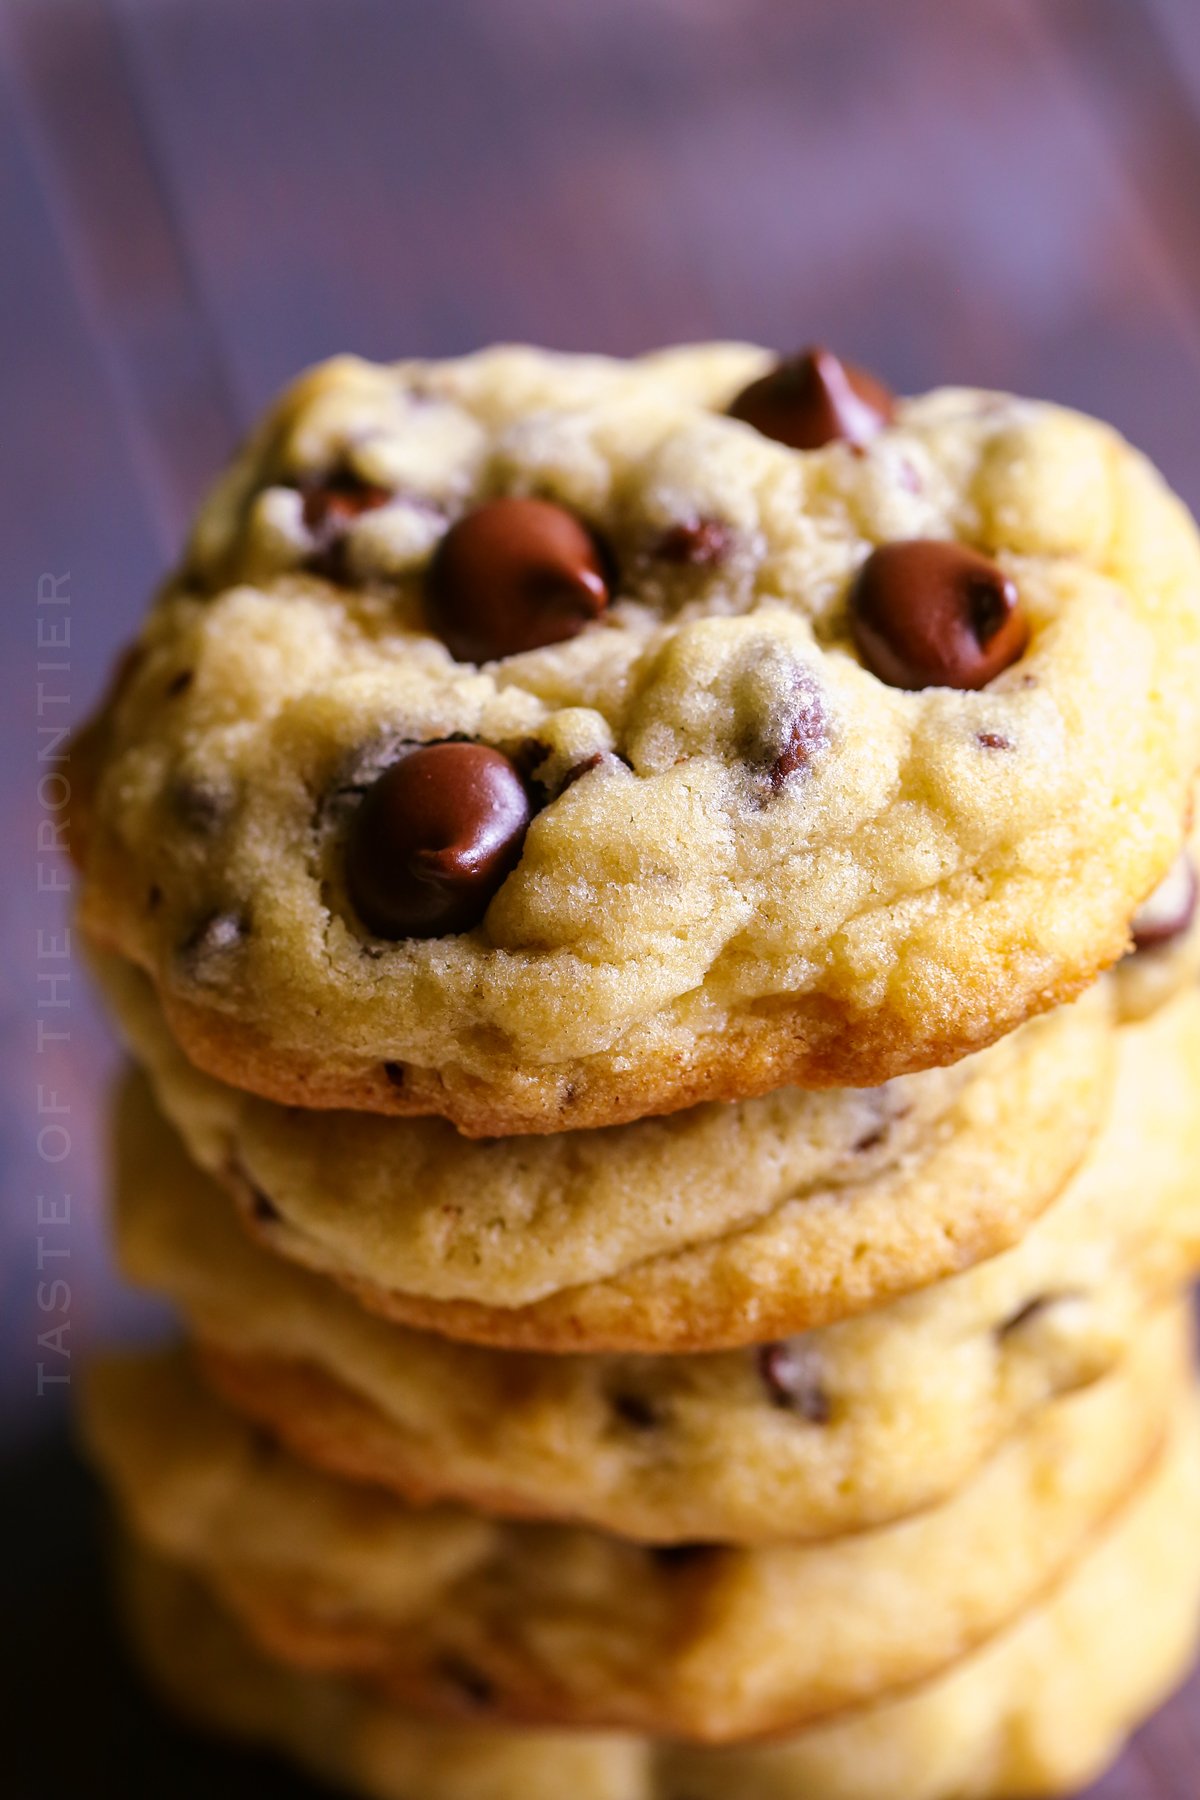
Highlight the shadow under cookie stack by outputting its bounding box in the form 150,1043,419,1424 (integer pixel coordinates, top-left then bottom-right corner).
75,342,1200,1800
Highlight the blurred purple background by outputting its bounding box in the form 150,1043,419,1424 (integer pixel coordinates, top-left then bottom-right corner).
3,1,1200,1793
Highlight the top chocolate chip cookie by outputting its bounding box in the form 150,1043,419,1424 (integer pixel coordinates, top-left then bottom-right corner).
74,343,1200,1133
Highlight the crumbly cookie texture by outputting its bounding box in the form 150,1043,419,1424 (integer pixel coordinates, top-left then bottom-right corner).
118,1392,1200,1800
97,953,1113,1349
112,984,1200,1544
82,1320,1185,1744
74,345,1200,1133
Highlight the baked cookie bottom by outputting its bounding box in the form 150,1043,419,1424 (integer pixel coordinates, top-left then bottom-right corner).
118,1383,1200,1800
114,991,1200,1542
82,1311,1188,1744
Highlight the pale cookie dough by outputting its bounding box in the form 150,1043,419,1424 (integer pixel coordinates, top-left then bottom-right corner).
96,951,1115,1351
114,985,1200,1543
82,1315,1187,1744
119,1388,1200,1800
73,345,1200,1133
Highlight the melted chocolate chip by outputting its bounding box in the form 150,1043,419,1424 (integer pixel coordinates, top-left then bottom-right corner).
383,1061,407,1089
652,519,732,567
850,540,1029,690
426,497,610,662
1131,854,1198,952
728,347,894,451
758,1341,832,1423
345,742,532,939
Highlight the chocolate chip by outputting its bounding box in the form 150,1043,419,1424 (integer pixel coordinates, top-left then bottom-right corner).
652,1543,717,1571
559,751,606,792
165,669,194,698
345,742,532,939
302,471,392,537
426,497,610,662
728,347,894,451
758,1341,832,1423
383,1061,407,1089
170,777,230,834
652,519,732,567
769,701,827,788
248,1184,280,1226
300,470,392,578
976,731,1013,751
612,1392,662,1431
853,1123,888,1154
1131,854,1198,952
849,540,1028,690
999,1293,1078,1338
435,1656,494,1709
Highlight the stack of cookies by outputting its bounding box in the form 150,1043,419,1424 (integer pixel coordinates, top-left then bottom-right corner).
74,342,1200,1800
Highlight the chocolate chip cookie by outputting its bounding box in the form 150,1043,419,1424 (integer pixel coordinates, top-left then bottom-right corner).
96,951,1115,1351
112,982,1200,1543
73,345,1200,1133
112,1392,1200,1800
83,1318,1186,1743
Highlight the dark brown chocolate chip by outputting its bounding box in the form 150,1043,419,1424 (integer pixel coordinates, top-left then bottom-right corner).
849,540,1029,691
976,731,1013,751
1131,855,1198,952
758,1341,832,1423
426,497,610,662
652,1543,717,1571
853,1122,889,1154
346,742,531,939
301,471,392,537
728,347,894,451
383,1061,407,1089
301,470,392,577
612,1392,662,1431
235,1168,281,1227
165,669,194,699
652,519,732,567
436,1656,495,1709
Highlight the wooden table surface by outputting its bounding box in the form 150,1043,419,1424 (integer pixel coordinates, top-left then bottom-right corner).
3,1,1200,1793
